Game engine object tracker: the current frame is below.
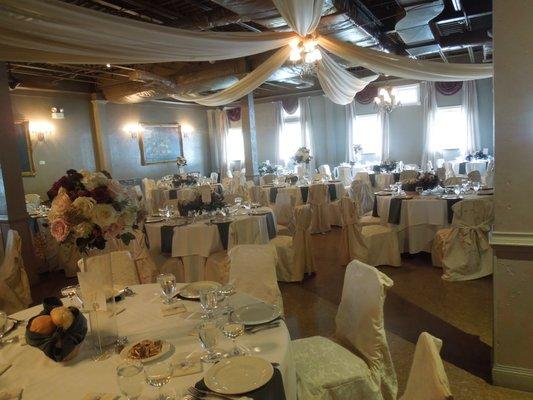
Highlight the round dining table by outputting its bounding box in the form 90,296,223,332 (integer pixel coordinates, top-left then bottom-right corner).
1,284,296,400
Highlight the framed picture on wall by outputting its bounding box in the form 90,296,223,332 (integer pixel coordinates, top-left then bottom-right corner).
138,123,183,165
14,120,36,177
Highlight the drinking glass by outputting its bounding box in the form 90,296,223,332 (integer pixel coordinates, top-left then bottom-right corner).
222,322,247,357
199,288,219,319
454,185,461,197
218,284,236,314
144,360,175,399
198,320,225,363
157,273,177,304
117,361,144,400
0,311,7,334
473,182,481,193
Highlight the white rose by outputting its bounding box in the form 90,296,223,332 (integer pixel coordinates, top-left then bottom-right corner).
91,204,118,228
72,196,96,218
81,172,109,191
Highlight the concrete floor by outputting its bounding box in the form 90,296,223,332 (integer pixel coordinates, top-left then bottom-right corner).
280,227,533,400
31,228,533,399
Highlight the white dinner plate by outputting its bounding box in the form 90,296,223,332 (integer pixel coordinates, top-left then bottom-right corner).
120,340,172,363
178,281,221,299
231,303,281,326
204,356,274,395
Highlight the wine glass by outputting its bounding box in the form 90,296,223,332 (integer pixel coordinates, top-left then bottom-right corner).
116,361,144,400
157,273,177,304
218,284,236,314
473,181,481,193
199,288,219,319
198,320,225,363
222,322,247,357
0,311,7,334
144,360,174,399
454,185,461,197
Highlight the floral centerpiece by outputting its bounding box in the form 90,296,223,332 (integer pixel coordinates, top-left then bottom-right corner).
352,144,363,163
176,156,187,174
177,191,227,216
465,150,488,161
46,169,139,253
258,160,280,176
292,147,312,164
401,172,439,191
173,173,198,187
373,159,397,173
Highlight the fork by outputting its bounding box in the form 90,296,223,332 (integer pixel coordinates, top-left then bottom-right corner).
188,386,252,400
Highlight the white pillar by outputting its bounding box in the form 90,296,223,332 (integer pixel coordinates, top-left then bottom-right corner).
491,0,533,392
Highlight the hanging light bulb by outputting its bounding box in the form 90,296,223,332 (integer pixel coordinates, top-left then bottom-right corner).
304,51,315,64
303,39,317,53
289,37,301,50
290,48,302,62
311,48,322,61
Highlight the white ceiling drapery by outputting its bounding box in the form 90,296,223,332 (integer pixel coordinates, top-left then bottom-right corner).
0,0,493,106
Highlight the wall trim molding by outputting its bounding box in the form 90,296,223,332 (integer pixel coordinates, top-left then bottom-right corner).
490,231,533,248
493,364,533,393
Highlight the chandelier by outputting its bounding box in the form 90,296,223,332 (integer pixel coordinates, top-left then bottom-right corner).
374,87,401,113
289,37,322,64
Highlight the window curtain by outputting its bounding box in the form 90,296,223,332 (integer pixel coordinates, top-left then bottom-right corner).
462,80,480,154
274,101,284,166
299,97,316,171
421,82,438,169
380,110,390,162
207,109,230,179
345,101,357,162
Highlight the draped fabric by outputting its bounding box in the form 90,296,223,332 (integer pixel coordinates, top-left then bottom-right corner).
462,80,480,155
380,110,390,162
318,36,493,82
271,0,324,36
421,82,438,169
317,50,379,105
0,0,296,63
346,101,357,162
299,97,316,171
275,101,284,165
207,109,230,179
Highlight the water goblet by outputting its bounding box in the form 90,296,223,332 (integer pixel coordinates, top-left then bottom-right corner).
453,185,462,197
157,273,177,304
199,288,219,319
116,361,144,400
198,320,225,363
218,284,236,314
222,322,247,357
144,360,175,399
473,182,481,193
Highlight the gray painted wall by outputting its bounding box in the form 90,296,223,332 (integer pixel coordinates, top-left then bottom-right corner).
254,78,494,167
10,92,210,198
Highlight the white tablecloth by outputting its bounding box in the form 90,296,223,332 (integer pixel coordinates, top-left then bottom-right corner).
2,284,296,400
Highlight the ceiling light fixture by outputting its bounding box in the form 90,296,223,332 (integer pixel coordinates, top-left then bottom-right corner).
289,36,322,64
374,87,401,113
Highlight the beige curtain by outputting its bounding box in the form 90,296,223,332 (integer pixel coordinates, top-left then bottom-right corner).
0,0,296,63
318,36,493,81
207,109,230,179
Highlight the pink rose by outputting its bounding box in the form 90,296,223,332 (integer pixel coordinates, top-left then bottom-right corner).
50,218,69,242
103,222,124,240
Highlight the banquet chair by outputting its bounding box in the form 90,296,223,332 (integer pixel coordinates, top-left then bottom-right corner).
318,164,332,179
210,172,219,184
443,162,455,179
375,173,394,190
77,250,140,287
340,198,401,267
228,244,283,312
443,177,465,186
436,167,446,182
260,173,276,185
293,260,396,400
274,190,296,227
484,160,494,187
399,170,419,181
431,198,494,280
269,205,315,282
142,178,157,214
227,217,268,249
335,165,353,187
467,170,482,183
350,180,374,216
354,171,372,187
248,185,269,207
400,332,453,400
0,230,32,314
307,184,331,234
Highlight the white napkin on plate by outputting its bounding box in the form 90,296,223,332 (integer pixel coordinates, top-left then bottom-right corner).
0,363,12,376
0,388,23,400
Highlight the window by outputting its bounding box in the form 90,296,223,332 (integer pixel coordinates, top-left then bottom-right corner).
391,84,420,106
226,127,245,162
353,113,382,156
432,106,467,153
279,106,303,163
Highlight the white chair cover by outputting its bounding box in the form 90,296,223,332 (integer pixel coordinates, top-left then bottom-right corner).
295,164,307,179
400,170,419,181
227,171,247,198
228,217,268,250
0,230,32,314
375,173,394,190
436,158,445,168
308,184,331,234
443,162,455,179
350,180,374,215
229,244,283,312
436,167,446,182
260,173,277,185
77,250,140,287
336,260,397,400
210,172,219,184
355,172,372,187
198,185,212,204
443,177,465,186
248,186,269,207
318,164,332,179
142,178,156,214
441,199,494,281
274,190,295,226
400,332,452,400
339,198,368,265
336,165,353,187
467,170,482,183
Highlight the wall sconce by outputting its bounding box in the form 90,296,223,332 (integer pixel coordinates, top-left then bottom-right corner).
51,106,64,119
29,121,54,142
181,123,194,138
123,123,144,139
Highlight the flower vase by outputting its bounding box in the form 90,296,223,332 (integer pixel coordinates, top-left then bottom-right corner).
178,166,185,175
77,251,119,361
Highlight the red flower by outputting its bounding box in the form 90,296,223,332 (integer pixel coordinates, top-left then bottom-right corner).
90,186,112,203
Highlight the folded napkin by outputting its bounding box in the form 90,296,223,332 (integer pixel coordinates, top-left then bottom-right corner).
81,394,119,400
161,302,186,317
0,363,12,376
0,388,23,400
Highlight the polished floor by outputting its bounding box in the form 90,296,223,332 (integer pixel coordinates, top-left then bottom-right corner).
31,229,533,399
